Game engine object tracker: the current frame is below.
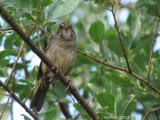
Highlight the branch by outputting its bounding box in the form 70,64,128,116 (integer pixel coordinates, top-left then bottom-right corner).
0,92,9,96
73,112,81,120
131,73,160,95
0,4,99,120
111,3,132,73
0,81,40,120
147,18,160,82
23,81,40,104
131,90,150,111
11,78,15,120
77,49,127,72
0,23,34,31
5,0,44,86
0,28,12,31
59,102,72,119
0,92,12,119
6,41,25,85
143,106,160,120
131,90,160,120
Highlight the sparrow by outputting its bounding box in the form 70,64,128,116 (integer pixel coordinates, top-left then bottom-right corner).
30,22,77,111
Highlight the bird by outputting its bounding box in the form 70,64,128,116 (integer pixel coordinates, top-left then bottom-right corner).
30,22,77,112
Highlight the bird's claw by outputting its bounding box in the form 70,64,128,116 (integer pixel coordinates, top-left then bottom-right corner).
66,78,72,90
52,65,61,75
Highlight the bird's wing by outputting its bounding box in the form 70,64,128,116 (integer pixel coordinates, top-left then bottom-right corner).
37,62,42,81
36,37,57,80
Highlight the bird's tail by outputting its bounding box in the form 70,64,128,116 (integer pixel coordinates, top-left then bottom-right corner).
30,81,50,111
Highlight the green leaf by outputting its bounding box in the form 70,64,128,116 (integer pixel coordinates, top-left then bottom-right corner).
31,66,39,78
105,74,133,87
14,84,32,100
55,118,66,120
4,33,21,49
133,34,153,70
22,12,35,21
8,48,19,56
105,30,123,57
95,0,105,4
31,0,41,9
0,69,4,76
89,21,105,43
14,0,32,11
73,103,85,113
7,63,28,70
85,83,99,97
44,108,57,120
81,113,91,120
43,0,53,7
47,22,57,26
21,114,32,120
117,95,136,116
136,0,160,17
0,49,10,60
97,91,115,112
52,0,80,19
0,59,10,67
19,79,34,87
53,81,67,98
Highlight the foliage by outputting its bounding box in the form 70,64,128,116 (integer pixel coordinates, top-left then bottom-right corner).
0,0,160,120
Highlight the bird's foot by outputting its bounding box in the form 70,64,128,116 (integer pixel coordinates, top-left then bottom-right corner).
66,78,72,90
52,65,61,75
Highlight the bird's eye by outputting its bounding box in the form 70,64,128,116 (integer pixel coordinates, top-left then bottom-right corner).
59,25,63,29
68,25,72,29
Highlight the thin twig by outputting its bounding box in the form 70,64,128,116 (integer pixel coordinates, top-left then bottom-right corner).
137,97,150,111
143,106,160,120
0,92,9,96
0,28,13,31
0,30,14,36
73,112,81,120
93,0,112,12
39,27,54,37
143,112,150,120
111,3,132,73
147,18,160,82
0,4,100,120
6,41,25,86
131,90,150,111
37,21,42,50
0,23,34,31
0,23,54,38
59,102,72,119
5,0,43,86
23,81,40,104
131,73,160,95
77,49,127,72
0,92,12,119
11,78,15,120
